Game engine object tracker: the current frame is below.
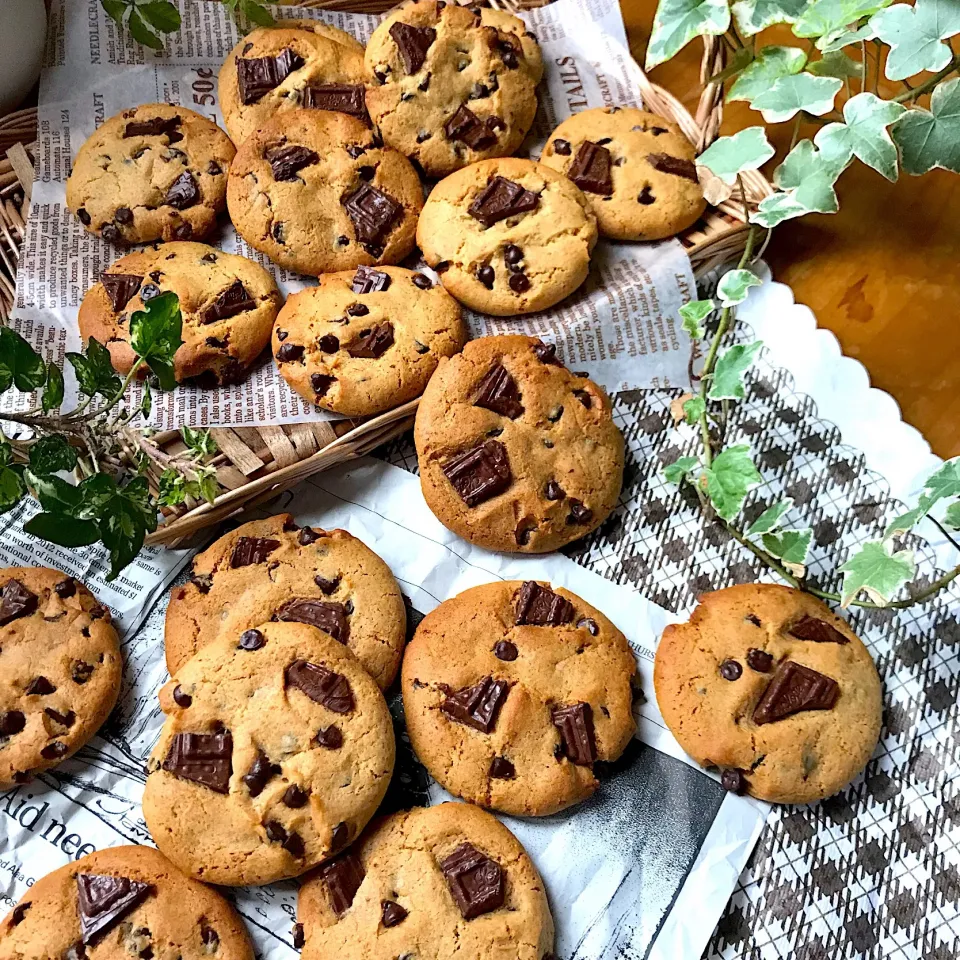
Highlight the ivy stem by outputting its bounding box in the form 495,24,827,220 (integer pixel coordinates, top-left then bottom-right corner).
893,55,960,102
74,359,145,424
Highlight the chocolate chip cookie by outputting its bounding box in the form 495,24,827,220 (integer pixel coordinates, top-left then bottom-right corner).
417,158,598,315
364,0,542,178
66,104,235,246
401,581,636,816
219,22,367,146
654,583,883,804
0,568,121,790
296,802,554,959
273,265,467,416
78,242,281,386
143,619,395,886
414,335,624,552
164,513,406,691
0,845,254,960
227,109,424,277
540,107,706,241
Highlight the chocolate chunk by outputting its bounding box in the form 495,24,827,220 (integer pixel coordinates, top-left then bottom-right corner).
508,273,530,293
164,172,199,210
381,899,408,927
647,153,698,182
412,272,433,289
173,685,192,707
292,923,304,949
390,21,436,73
54,578,77,599
172,222,193,241
76,874,152,944
440,843,505,920
753,660,840,725
101,223,122,244
203,280,255,324
311,374,336,398
41,741,68,759
544,480,565,501
124,116,182,140
0,579,39,626
230,537,281,567
493,640,517,661
77,208,91,225
11,902,31,925
489,756,515,779
314,574,341,595
237,49,305,104
567,141,613,196
552,702,596,765
302,84,368,122
637,185,655,205
473,363,523,419
275,599,349,643
238,629,266,651
552,138,571,155
72,661,94,684
26,676,56,695
746,648,773,673
577,617,599,636
285,660,354,714
533,340,561,365
567,500,593,525
162,731,233,793
114,207,133,225
283,785,308,808
316,724,343,749
330,821,350,851
242,749,279,797
318,851,365,917
514,581,574,626
788,615,849,645
265,143,320,182
440,677,509,733
44,708,76,727
347,322,394,359
443,104,498,150
0,711,26,736
719,659,742,681
721,769,747,794
342,183,402,247
468,176,538,227
294,527,318,546
276,342,304,363
441,439,512,507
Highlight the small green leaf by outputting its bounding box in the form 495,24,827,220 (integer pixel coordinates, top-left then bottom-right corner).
130,291,184,390
817,23,876,52
100,0,128,26
751,139,846,227
181,425,218,458
42,363,64,413
682,396,706,424
814,92,906,181
0,455,26,514
697,127,776,184
139,0,181,33
794,0,893,38
761,529,813,565
709,341,764,400
127,9,164,48
0,327,47,393
67,339,122,400
747,497,794,534
704,444,762,520
893,77,960,175
943,501,960,528
238,0,275,26
28,435,78,475
732,0,809,36
664,456,700,485
806,50,863,79
140,380,152,419
194,465,219,505
680,299,715,339
24,513,101,547
728,45,807,103
646,0,731,69
884,457,960,535
752,73,843,123
838,539,916,606
717,269,763,308
871,0,960,81
158,468,188,507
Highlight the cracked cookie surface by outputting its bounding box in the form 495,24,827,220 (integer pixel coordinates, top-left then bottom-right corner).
653,583,883,804
144,619,396,886
414,335,624,553
297,802,554,959
0,567,121,790
227,109,423,277
0,845,254,960
401,581,636,816
417,158,597,315
365,0,542,178
273,265,467,416
164,513,406,691
79,242,282,386
540,107,706,241
66,103,234,246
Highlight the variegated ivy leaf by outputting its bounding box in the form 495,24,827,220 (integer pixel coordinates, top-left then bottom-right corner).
683,396,707,424
709,341,764,400
646,0,731,69
885,457,960,535
818,23,876,52
680,299,715,339
752,73,843,123
893,77,960,174
717,269,763,307
728,45,807,104
838,539,916,606
871,0,960,81
747,497,794,535
762,529,814,570
814,93,906,181
664,456,700,485
732,0,809,36
704,445,762,521
806,50,863,79
710,46,756,84
943,501,960,528
697,127,776,184
793,0,893,38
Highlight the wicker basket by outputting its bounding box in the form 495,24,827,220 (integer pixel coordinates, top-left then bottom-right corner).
0,3,771,547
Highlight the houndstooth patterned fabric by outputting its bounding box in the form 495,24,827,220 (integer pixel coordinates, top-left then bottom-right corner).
382,336,960,960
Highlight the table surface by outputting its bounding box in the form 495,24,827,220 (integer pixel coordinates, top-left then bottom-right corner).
622,0,960,461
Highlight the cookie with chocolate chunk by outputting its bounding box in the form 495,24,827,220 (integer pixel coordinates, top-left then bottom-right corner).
78,242,281,386
143,619,395,886
653,583,883,804
0,567,121,790
66,104,235,246
273,265,466,416
219,22,366,146
540,107,706,241
364,0,542,178
0,845,254,960
402,581,637,816
418,158,597,315
228,109,423,277
297,802,554,958
414,335,623,552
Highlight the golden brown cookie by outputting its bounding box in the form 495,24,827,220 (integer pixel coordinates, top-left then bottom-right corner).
653,583,883,804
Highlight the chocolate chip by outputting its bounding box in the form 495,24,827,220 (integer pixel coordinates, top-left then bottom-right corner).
293,527,318,546
237,48,304,104
552,138,571,156
552,702,596,765
285,660,354,713
26,676,56,696
493,640,518,661
468,176,538,227
788,615,849,645
412,272,433,289
316,725,343,749
283,785,308,808
164,171,199,209
205,336,226,349
291,924,304,950
503,243,523,266
173,685,192,707
473,363,523,418
276,342,304,363
440,843,505,919
347,322,394,359
753,661,840,725
275,599,348,643
416,130,432,143
72,661,94,684
477,264,495,288
0,579,39,625
489,756,515,779
637,185,655,205
435,260,451,273
721,769,747,794
190,572,214,594
76,874,152,944
11,902,31,925
172,222,193,241
241,749,279,797
101,223,122,244
441,439,512,507
719,659,742,681
374,69,388,85
302,84,368,122
314,333,339,354
311,374,336,398
418,72,432,91
515,581,574,625
207,161,222,176
318,851,364,917
566,499,593,525
41,741,69,760
508,272,530,293
577,617,599,636
568,141,613,196
0,710,26,736
746,648,773,673
469,82,490,99
331,821,350,851
573,388,592,408
123,115,182,139
381,899,408,927
314,574,341,594
746,613,762,627
532,339,561,365
351,266,391,295
265,820,287,844
231,537,281,567
441,677,510,733
544,480,564,501
77,208,91,225
342,183,402,248
389,21,436,73
45,708,76,728
114,206,133,225
265,143,319,181
647,152,698,182
238,629,266,651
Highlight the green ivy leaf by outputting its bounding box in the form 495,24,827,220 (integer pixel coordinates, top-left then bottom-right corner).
728,45,807,104
943,501,960,528
682,396,706,424
871,0,960,81
664,456,700,485
697,127,776,184
704,445,762,521
140,380,152,419
0,443,25,514
127,9,164,49
806,50,863,79
814,92,906,181
752,73,843,123
717,269,763,307
24,513,101,547
193,465,219,505
751,139,847,227
0,328,47,393
893,77,960,174
838,539,916,606
181,425,218,458
680,299,715,339
238,0,275,26
24,470,84,515
67,339,122,400
732,0,809,36
709,341,764,400
885,457,960,535
762,529,813,564
28,436,78,475
100,0,128,25
139,0,181,33
129,291,183,390
42,363,64,413
646,0,731,69
747,497,794,534
158,468,187,507
794,0,893,38
884,503,927,537
817,23,876,52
